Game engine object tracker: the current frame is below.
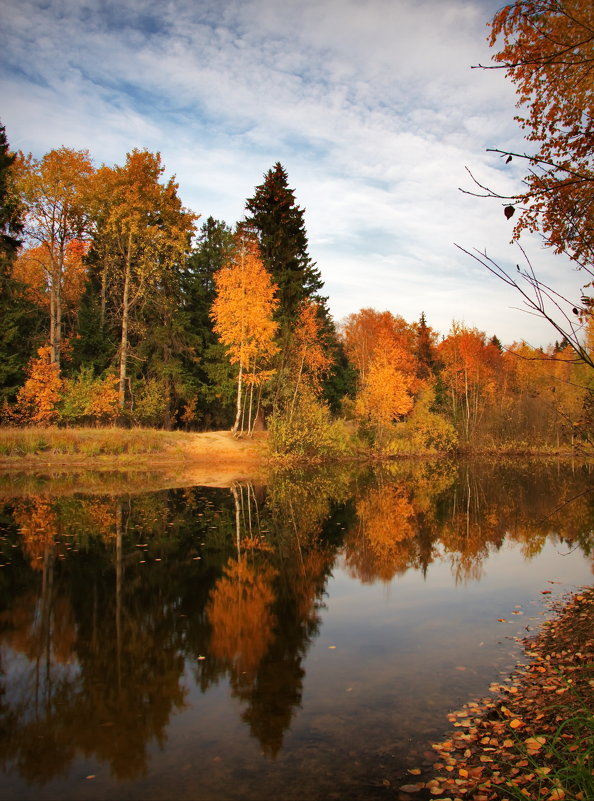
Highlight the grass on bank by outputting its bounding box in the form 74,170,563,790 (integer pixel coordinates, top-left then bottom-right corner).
0,426,187,457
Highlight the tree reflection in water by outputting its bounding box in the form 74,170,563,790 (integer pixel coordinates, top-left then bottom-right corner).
0,459,591,785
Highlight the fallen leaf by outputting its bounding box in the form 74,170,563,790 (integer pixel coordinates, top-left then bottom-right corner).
525,736,546,753
509,718,524,729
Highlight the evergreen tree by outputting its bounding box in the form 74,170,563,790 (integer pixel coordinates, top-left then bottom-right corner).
489,334,503,353
0,122,43,405
71,250,118,376
415,312,437,379
0,122,23,274
245,163,324,326
182,217,236,427
321,333,357,413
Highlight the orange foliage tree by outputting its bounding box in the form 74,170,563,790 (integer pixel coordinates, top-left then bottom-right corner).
14,345,62,424
211,231,279,434
342,309,419,445
288,299,332,418
207,556,278,682
438,324,502,441
488,0,594,271
13,238,89,335
342,308,417,384
19,148,94,366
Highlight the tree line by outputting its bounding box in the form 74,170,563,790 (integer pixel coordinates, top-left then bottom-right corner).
0,122,591,453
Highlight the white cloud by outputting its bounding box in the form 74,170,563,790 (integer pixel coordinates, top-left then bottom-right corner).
0,0,583,346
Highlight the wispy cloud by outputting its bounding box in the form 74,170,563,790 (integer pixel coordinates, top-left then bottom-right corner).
0,0,583,344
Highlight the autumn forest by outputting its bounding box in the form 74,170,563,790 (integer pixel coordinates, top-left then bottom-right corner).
0,1,593,457
0,133,591,457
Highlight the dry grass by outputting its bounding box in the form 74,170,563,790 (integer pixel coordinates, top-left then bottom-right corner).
0,426,188,457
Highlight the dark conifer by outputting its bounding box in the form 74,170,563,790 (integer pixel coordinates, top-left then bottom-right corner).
0,122,43,404
245,163,324,326
415,312,437,379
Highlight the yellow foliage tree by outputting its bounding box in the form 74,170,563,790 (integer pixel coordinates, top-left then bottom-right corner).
211,232,279,434
355,332,415,443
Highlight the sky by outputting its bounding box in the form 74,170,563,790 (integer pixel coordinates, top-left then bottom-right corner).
0,0,584,345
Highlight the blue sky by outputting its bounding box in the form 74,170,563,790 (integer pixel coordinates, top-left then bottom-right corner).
0,0,583,345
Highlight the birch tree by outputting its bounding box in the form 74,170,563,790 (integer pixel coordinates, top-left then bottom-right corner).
210,232,279,434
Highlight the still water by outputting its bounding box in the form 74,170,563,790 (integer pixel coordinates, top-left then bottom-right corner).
0,459,592,800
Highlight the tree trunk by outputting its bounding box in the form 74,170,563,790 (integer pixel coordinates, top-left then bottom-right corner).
232,361,243,435
54,256,62,368
119,232,132,409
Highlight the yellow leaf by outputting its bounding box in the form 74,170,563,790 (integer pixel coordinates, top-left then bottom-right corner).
509,718,524,729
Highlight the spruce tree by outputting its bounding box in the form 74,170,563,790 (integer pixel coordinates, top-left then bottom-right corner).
182,217,236,427
0,123,43,405
415,312,437,379
245,163,324,326
0,122,22,274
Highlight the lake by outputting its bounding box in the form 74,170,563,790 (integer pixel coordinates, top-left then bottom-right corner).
0,458,592,800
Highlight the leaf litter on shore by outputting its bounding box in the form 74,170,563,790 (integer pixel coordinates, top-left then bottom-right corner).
399,586,594,801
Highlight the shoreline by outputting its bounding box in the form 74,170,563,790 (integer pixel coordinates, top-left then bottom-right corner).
0,426,590,464
0,429,270,490
407,586,594,800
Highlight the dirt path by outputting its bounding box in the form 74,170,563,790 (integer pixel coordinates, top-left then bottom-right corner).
163,430,269,485
0,430,270,490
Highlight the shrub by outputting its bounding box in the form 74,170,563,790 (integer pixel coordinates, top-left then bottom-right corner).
269,389,353,462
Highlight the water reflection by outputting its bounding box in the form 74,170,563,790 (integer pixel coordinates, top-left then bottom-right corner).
0,459,592,795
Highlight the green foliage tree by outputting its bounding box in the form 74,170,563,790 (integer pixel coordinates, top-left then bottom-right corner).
0,122,43,405
181,217,235,427
415,312,438,379
245,163,324,327
0,122,23,273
